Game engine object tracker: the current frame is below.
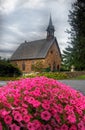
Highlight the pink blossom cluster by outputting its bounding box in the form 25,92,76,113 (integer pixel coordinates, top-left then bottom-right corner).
0,76,85,130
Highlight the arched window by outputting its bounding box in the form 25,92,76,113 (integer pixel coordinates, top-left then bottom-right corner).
50,50,53,54
22,62,25,71
57,65,59,70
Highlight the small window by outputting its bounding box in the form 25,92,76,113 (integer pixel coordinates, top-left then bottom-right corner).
50,50,53,54
57,65,59,70
22,62,25,71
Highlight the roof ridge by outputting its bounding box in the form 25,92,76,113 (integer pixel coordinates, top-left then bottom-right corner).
24,39,46,44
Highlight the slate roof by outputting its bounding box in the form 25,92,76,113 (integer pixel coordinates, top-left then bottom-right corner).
11,37,61,61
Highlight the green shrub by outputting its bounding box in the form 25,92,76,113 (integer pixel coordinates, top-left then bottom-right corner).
0,60,22,77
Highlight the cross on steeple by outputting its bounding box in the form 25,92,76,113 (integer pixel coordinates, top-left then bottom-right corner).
46,15,55,39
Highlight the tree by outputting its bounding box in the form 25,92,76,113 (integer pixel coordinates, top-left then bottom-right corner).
63,0,85,70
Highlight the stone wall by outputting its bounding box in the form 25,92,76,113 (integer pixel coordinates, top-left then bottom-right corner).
45,42,61,71
64,71,85,78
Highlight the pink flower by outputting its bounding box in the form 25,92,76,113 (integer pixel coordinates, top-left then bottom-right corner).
54,104,63,113
21,102,28,108
83,115,85,121
54,113,61,123
20,108,28,115
27,122,34,130
27,97,35,104
1,109,9,117
67,114,76,123
78,121,85,130
64,105,74,114
33,120,41,129
32,89,41,96
10,123,20,130
23,115,30,123
13,100,20,106
42,103,50,110
4,115,12,125
14,112,22,122
41,111,51,121
43,124,52,130
33,100,41,108
60,124,68,130
69,125,77,130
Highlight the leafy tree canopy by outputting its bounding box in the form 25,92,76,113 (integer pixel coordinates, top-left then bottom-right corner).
63,0,85,70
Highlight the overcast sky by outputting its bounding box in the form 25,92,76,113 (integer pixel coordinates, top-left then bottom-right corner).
0,0,75,59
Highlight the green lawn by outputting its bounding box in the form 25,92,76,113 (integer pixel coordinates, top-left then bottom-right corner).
74,75,85,80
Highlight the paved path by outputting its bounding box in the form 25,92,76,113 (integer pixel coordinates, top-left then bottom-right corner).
0,80,85,95
59,80,85,95
0,81,8,86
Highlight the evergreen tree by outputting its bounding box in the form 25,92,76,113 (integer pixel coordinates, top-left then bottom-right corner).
63,0,85,70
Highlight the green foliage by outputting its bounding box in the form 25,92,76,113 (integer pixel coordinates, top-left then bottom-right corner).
44,67,51,72
60,61,70,71
23,72,68,80
31,61,44,72
0,59,22,77
38,72,68,80
63,0,85,70
75,75,85,80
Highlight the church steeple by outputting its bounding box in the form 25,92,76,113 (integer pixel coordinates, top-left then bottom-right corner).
46,15,55,39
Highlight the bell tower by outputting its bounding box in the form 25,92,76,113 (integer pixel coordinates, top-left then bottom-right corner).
46,15,55,39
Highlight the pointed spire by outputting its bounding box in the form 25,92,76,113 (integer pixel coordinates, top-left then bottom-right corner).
46,14,55,39
49,14,53,26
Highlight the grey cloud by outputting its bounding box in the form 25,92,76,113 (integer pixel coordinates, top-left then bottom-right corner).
0,49,13,53
17,0,29,6
0,0,76,58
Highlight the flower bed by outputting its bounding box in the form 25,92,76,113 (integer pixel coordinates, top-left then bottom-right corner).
23,72,68,80
0,77,85,130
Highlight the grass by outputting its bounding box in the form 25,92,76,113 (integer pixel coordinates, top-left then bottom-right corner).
0,77,19,81
74,75,85,80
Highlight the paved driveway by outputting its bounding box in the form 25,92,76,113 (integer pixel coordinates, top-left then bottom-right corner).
0,81,8,86
0,80,85,95
59,80,85,95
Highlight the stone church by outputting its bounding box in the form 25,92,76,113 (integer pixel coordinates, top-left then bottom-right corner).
10,16,61,73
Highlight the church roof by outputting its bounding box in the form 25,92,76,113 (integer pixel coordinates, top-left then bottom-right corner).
11,37,60,61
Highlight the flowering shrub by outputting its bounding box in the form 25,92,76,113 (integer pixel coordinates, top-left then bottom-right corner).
0,77,85,130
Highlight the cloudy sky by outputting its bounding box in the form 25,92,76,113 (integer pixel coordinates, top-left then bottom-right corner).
0,0,75,59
